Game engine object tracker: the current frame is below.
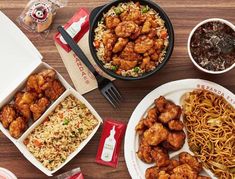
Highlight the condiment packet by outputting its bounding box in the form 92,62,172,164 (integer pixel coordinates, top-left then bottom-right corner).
17,0,67,37
96,119,126,168
54,8,89,52
56,167,84,179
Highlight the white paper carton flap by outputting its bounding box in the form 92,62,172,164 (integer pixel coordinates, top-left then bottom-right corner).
0,11,42,103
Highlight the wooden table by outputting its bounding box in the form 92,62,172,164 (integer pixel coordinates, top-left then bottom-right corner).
0,0,235,178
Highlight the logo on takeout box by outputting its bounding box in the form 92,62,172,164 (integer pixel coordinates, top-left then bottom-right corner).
197,84,235,105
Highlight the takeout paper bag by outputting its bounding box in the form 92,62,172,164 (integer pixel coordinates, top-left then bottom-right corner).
55,31,115,95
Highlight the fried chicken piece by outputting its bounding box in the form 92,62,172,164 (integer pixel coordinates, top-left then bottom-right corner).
9,117,26,138
112,56,122,66
112,38,129,53
115,21,137,38
151,147,170,167
159,171,170,179
130,25,141,40
143,123,169,146
135,119,147,135
159,104,181,123
179,152,202,173
134,35,154,54
142,20,152,34
15,92,37,120
140,56,156,71
104,48,112,62
143,108,158,128
145,166,160,179
120,8,142,24
137,139,153,163
151,52,159,61
170,173,185,179
162,131,186,151
105,16,120,29
119,59,138,71
102,32,117,50
155,96,168,113
30,97,50,120
44,79,65,101
172,164,198,179
168,120,184,131
26,69,56,94
120,42,142,61
148,29,158,39
197,176,211,179
0,105,16,128
160,159,180,175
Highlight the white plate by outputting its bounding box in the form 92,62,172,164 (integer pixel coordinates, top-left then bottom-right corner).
124,79,235,179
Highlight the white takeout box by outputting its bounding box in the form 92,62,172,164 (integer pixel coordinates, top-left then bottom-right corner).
0,11,102,176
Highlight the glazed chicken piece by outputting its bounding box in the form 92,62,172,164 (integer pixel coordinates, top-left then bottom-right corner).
0,105,16,128
142,20,152,34
130,25,141,40
159,104,181,123
26,69,56,94
151,52,159,61
163,131,186,151
140,56,156,71
119,59,138,71
168,120,184,131
158,171,170,179
170,173,185,179
148,29,158,39
135,119,147,135
143,123,169,146
9,117,26,138
134,35,154,53
15,92,37,120
112,38,129,53
172,164,198,179
145,166,160,179
30,97,50,120
44,79,65,101
197,176,211,179
112,56,122,66
179,152,202,173
155,96,168,113
120,42,142,61
120,8,144,25
151,146,170,167
115,21,138,38
104,48,113,62
137,139,153,163
102,32,117,50
105,16,120,29
160,159,180,175
143,108,158,128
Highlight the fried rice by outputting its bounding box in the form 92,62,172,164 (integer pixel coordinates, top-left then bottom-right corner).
24,95,99,171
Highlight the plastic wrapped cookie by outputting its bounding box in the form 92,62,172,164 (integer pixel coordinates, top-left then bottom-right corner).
17,0,67,36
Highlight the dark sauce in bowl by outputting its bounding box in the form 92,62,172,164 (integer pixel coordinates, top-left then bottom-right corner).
190,21,235,71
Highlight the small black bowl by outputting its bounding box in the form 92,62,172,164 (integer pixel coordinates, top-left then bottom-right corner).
89,0,174,80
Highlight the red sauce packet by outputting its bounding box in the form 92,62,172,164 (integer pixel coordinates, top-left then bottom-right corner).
54,8,89,52
56,167,84,179
96,119,126,168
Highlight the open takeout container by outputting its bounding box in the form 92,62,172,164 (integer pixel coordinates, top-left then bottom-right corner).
0,11,102,176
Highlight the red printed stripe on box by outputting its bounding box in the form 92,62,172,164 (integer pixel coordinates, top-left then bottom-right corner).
54,8,89,52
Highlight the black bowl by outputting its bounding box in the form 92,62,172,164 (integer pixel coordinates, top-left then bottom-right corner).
89,0,174,80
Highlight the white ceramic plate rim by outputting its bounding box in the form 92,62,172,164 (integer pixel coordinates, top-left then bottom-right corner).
124,79,235,179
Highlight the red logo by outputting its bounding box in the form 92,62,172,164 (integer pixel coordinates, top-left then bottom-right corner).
29,2,51,23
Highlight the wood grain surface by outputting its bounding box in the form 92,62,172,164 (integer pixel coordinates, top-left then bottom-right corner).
0,0,235,179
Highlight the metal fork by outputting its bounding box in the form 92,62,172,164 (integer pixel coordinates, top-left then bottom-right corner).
57,26,122,108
